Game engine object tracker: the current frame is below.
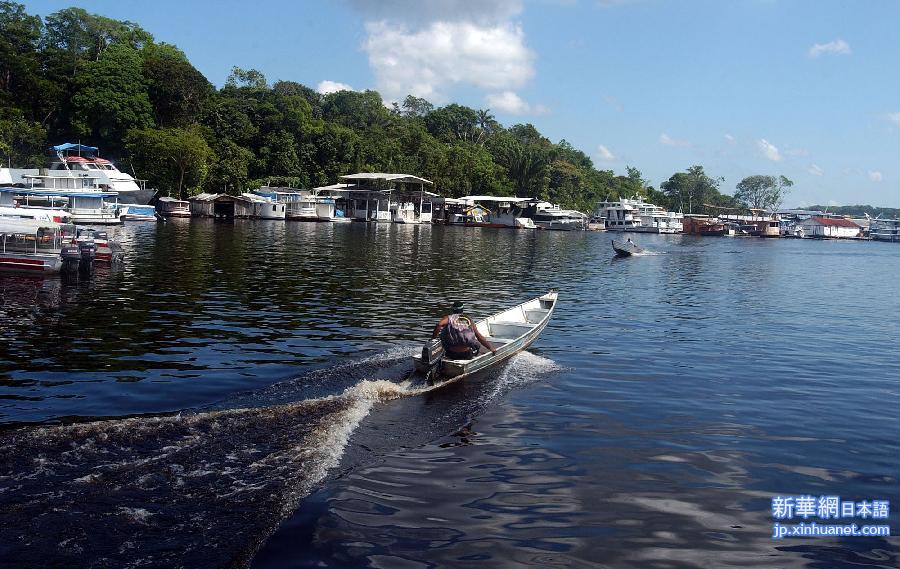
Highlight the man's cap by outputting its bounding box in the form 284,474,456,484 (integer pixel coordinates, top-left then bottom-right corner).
451,302,465,313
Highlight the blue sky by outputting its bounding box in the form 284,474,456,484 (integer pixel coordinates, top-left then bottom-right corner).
23,0,900,207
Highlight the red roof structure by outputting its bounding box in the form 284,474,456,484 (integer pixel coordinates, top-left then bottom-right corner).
810,216,859,228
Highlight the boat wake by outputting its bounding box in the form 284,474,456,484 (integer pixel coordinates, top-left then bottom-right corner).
0,348,558,568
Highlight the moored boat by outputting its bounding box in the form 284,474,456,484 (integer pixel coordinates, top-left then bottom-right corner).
611,239,643,257
74,228,124,264
531,202,588,230
119,204,158,221
0,218,68,274
412,291,558,383
157,196,191,218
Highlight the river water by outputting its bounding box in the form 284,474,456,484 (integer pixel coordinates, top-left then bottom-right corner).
0,220,898,568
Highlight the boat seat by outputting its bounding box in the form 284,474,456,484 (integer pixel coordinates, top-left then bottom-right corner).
487,321,535,339
524,308,549,323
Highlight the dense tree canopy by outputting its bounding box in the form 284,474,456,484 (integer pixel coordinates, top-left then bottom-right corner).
1,2,767,210
734,175,793,212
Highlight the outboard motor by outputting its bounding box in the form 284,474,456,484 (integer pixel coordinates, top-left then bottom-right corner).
420,338,445,384
79,240,97,272
60,243,82,272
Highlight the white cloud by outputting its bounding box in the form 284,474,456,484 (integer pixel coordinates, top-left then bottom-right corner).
658,133,690,147
724,133,736,145
886,112,900,125
596,144,616,161
808,164,824,176
868,170,883,182
485,90,547,115
357,0,534,102
757,138,782,162
808,39,851,58
316,80,354,94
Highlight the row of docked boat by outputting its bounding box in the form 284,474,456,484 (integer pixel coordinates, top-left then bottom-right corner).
153,173,591,230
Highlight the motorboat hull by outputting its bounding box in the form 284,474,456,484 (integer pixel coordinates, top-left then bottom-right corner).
413,291,557,382
612,239,642,257
0,253,62,274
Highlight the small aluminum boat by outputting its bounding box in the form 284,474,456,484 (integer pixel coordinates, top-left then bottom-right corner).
611,239,643,257
413,291,558,383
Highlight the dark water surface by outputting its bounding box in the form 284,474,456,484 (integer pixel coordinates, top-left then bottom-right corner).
0,220,898,568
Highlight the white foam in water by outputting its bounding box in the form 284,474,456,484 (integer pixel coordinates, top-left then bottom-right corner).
489,351,562,399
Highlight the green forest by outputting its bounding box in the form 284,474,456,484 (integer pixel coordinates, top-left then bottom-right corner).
2,2,793,214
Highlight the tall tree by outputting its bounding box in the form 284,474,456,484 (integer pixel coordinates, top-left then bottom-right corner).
42,7,152,76
204,139,253,195
401,95,433,118
503,143,548,198
0,2,42,105
735,175,793,211
143,43,213,127
70,43,154,154
125,126,212,198
660,165,723,214
224,66,267,90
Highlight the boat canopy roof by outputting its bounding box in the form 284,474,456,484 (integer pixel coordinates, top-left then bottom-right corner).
0,187,117,198
0,217,62,235
339,173,433,185
460,195,534,203
188,192,255,203
51,143,98,153
313,183,356,192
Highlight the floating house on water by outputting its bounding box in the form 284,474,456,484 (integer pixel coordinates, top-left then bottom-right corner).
311,183,355,222
336,173,436,223
188,193,256,219
797,216,861,239
449,196,536,229
241,192,286,219
682,214,726,236
720,211,781,237
156,196,191,218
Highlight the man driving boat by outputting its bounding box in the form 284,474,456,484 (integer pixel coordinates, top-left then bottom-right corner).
432,302,496,360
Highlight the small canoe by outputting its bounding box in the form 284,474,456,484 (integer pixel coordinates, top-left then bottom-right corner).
413,291,558,383
612,239,642,257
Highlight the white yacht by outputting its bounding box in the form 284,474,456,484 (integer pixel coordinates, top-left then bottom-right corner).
4,143,152,204
451,196,537,229
593,197,682,233
531,202,587,230
593,199,641,231
632,198,683,233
